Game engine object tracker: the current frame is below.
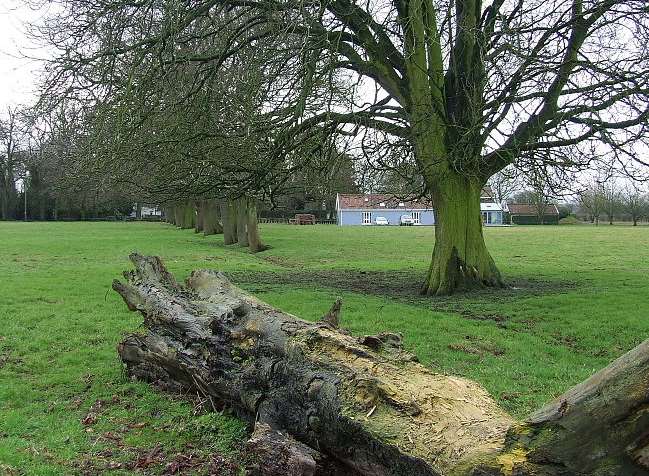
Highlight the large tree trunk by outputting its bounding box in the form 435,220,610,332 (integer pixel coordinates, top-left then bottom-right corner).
222,200,237,245
246,197,267,252
236,198,249,247
178,201,195,229
203,199,223,236
173,205,181,227
195,200,204,233
164,207,175,225
423,176,503,295
114,254,649,476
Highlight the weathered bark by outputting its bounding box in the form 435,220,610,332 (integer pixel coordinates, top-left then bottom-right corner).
245,422,352,476
222,200,237,245
236,198,249,247
203,199,223,236
423,176,503,296
114,255,649,476
246,197,267,252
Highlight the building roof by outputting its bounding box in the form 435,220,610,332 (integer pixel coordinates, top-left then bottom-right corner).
337,188,497,211
508,203,559,216
481,186,494,199
337,194,434,210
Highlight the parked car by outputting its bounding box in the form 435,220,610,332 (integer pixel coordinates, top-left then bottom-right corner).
400,215,415,226
374,216,389,226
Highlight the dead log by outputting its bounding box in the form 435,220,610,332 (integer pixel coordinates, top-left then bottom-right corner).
114,254,649,476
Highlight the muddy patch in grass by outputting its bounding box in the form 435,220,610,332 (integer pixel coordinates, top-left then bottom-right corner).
229,269,577,320
260,255,305,268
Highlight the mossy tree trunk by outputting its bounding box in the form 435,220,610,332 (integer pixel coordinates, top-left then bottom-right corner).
422,175,503,296
202,199,223,236
173,205,182,227
195,200,204,233
221,200,237,245
178,201,195,229
236,197,249,247
246,197,267,252
114,255,649,476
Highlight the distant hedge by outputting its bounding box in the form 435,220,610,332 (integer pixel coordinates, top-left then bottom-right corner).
259,209,334,220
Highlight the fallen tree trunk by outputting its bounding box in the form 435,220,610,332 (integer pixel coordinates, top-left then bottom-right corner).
114,254,649,476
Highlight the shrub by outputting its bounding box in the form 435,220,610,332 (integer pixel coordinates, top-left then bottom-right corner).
559,215,582,225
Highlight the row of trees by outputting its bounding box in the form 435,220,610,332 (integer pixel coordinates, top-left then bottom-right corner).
487,167,649,226
165,198,267,252
0,106,136,221
577,181,649,226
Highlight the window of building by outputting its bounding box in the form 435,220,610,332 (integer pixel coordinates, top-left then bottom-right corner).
362,212,371,224
411,212,421,224
482,212,492,224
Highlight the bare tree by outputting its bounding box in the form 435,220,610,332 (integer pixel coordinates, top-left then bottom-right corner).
621,183,648,226
487,167,519,206
0,108,24,220
578,181,606,225
601,180,622,225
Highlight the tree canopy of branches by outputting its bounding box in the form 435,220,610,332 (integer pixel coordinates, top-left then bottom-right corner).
33,0,649,294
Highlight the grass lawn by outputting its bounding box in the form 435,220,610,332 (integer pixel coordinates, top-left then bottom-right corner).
1,221,648,474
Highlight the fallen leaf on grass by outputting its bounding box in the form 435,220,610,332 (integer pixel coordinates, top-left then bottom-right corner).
106,461,123,470
132,444,164,469
81,414,97,425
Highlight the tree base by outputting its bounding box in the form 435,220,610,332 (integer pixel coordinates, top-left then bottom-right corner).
422,246,504,296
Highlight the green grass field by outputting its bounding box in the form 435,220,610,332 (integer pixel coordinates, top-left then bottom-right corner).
1,221,648,474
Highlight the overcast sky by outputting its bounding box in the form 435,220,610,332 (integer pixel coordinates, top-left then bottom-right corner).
0,1,51,113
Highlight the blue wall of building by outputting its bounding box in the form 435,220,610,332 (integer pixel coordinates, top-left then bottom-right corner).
338,209,435,226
